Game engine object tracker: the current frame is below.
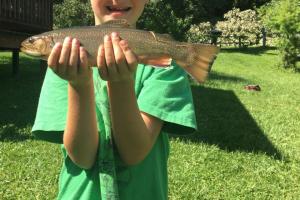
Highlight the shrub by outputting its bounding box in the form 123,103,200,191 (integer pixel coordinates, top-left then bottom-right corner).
186,22,212,43
216,8,263,47
259,0,300,69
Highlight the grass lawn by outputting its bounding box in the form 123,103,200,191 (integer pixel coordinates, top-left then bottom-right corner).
1,48,299,199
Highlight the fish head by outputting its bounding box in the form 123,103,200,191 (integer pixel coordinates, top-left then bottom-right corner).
20,35,54,58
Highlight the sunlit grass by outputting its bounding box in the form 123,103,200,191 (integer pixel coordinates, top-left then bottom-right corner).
169,47,300,199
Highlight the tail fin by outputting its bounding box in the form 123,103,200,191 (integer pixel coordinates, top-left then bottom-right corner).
175,44,220,83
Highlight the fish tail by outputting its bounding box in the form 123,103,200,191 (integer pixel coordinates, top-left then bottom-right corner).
175,44,220,83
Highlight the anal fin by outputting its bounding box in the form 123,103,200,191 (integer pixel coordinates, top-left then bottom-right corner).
138,55,172,67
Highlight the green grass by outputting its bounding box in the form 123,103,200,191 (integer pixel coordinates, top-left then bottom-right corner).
1,48,299,199
0,53,61,199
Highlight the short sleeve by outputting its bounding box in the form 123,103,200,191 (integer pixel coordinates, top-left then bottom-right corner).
31,68,68,143
137,62,197,135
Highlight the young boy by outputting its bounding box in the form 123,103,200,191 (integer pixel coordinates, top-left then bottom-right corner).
32,0,197,199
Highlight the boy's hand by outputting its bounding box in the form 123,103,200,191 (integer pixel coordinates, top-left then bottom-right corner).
97,32,138,82
48,37,92,86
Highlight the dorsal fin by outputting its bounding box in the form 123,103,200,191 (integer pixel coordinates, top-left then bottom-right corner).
95,19,133,28
149,31,175,43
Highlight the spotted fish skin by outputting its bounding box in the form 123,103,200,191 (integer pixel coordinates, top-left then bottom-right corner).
21,19,219,82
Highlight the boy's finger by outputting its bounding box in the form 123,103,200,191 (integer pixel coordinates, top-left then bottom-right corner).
111,32,128,74
104,35,118,76
97,45,108,80
58,37,72,74
79,47,88,74
48,43,62,73
68,38,80,76
119,40,138,72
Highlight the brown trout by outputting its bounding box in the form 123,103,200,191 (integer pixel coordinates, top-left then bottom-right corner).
20,19,219,82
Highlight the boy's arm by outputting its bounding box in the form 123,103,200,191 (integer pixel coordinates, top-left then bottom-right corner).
48,38,99,169
108,80,163,165
64,82,99,169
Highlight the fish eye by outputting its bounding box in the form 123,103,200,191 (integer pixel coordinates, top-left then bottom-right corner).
28,37,35,43
28,36,42,44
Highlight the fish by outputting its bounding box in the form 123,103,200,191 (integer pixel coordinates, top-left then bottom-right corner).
20,19,219,82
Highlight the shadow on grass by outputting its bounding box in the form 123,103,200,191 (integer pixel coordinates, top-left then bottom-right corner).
0,124,33,141
221,46,277,55
173,86,282,160
0,53,45,142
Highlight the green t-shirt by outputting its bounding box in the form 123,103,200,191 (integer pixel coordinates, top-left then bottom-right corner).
32,62,197,200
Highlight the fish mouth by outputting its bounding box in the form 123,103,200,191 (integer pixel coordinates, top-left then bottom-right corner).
20,36,53,58
20,40,43,57
20,47,43,57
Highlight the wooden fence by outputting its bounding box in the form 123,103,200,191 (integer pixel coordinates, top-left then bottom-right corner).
0,0,52,33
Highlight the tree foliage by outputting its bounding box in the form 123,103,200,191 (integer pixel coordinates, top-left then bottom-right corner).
233,0,271,10
259,0,300,69
53,0,94,29
137,2,192,40
149,0,270,24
